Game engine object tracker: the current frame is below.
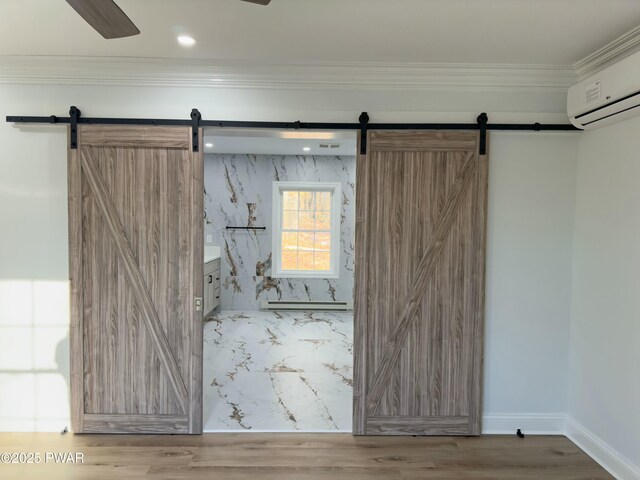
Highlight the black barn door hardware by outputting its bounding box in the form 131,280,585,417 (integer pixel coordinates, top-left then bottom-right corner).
478,112,488,155
6,107,581,152
69,106,81,149
359,112,369,155
191,108,201,152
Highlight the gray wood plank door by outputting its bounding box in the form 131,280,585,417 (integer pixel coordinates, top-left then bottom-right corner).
68,125,204,434
353,131,488,435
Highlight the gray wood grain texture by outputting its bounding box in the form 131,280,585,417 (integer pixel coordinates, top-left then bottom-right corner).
369,130,479,152
468,135,489,435
353,131,488,436
352,131,370,435
81,149,189,413
83,414,188,434
188,128,204,434
68,128,85,434
366,416,470,436
80,125,189,148
68,126,203,434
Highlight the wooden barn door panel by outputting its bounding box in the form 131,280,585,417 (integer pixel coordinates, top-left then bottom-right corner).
353,131,488,436
68,125,204,434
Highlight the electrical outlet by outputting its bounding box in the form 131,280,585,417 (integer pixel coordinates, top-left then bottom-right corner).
206,235,212,243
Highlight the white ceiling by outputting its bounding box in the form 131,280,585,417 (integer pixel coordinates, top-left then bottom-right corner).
203,129,357,156
1,0,640,65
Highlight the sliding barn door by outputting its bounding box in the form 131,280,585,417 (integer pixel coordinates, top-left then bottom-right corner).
353,131,488,435
68,126,204,434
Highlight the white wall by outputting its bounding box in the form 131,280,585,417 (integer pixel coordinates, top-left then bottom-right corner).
484,133,578,432
0,82,579,432
568,116,640,476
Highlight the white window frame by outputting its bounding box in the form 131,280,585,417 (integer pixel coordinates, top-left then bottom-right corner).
272,181,341,279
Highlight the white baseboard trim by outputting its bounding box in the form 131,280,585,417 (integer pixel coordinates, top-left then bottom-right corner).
205,415,568,435
566,416,640,480
482,413,566,435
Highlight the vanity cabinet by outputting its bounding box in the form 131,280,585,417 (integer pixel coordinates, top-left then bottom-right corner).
203,258,221,317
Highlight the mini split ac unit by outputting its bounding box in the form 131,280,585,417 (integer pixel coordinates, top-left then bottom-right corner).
568,49,640,129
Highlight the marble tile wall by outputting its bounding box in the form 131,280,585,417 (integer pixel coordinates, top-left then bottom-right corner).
204,154,356,310
203,310,353,431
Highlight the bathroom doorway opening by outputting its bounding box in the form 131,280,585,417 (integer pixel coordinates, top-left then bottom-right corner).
201,128,357,432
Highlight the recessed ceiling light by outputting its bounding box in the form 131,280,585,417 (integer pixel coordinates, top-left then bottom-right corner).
177,35,196,47
205,143,214,148
303,147,311,152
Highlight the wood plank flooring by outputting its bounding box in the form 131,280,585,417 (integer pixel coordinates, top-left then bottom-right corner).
0,433,612,479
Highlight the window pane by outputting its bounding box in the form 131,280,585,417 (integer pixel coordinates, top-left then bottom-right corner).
298,232,314,252
316,191,331,211
314,232,331,253
314,233,331,272
283,191,298,210
315,210,331,231
282,232,298,251
282,250,298,270
298,210,315,230
281,232,298,270
298,251,315,270
299,191,314,210
282,210,298,229
314,251,331,271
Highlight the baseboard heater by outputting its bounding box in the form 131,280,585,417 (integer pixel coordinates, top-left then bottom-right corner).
261,300,353,312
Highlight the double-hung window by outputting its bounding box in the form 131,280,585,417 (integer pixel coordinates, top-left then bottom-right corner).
272,182,341,278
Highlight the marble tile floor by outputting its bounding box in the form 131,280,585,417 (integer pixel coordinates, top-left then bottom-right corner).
203,310,353,432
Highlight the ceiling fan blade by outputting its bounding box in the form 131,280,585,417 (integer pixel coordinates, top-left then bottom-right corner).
66,0,140,39
240,0,272,5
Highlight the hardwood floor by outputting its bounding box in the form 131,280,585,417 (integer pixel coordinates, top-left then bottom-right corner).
0,433,612,479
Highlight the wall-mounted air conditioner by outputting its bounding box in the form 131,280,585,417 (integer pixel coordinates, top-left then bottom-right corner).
568,49,640,129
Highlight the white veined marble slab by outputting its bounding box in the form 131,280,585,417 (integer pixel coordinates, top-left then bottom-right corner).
204,154,356,310
203,310,353,432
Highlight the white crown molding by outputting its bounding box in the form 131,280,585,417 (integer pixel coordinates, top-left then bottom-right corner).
574,25,640,80
0,56,576,93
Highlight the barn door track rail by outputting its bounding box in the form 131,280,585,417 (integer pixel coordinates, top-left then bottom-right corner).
6,106,580,155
